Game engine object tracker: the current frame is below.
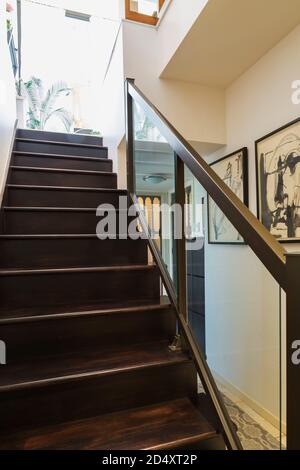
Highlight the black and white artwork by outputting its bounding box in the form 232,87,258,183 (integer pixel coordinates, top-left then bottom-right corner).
208,148,248,244
256,119,300,242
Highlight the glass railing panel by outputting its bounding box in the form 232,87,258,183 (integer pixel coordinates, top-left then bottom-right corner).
132,100,178,290
184,163,283,450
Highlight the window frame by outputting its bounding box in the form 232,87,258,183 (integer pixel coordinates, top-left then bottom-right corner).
125,0,165,26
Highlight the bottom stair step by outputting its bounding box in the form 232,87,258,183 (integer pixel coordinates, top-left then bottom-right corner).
0,398,217,450
0,341,188,392
0,342,197,434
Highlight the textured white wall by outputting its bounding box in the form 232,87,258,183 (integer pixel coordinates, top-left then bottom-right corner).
0,1,17,203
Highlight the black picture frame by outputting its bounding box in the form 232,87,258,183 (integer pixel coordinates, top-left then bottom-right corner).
207,147,249,245
255,117,300,243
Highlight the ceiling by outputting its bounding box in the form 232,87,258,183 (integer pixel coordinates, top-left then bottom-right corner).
135,141,175,193
161,0,300,87
23,0,118,18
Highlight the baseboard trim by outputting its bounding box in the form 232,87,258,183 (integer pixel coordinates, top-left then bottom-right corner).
213,370,286,435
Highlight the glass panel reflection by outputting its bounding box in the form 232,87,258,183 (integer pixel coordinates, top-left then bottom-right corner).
133,100,176,286
184,163,283,450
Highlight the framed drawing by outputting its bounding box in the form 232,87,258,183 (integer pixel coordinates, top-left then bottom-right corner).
256,118,300,243
208,148,248,244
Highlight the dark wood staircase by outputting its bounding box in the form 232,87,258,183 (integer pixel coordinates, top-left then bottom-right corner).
0,129,223,450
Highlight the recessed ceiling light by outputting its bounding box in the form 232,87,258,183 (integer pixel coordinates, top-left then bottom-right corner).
143,175,167,184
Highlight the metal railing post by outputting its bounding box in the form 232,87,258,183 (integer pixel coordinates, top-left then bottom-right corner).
125,78,135,194
174,153,187,321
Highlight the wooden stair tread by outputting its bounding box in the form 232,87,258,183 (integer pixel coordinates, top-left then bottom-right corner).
0,234,127,239
0,341,189,392
10,166,116,176
13,151,109,163
0,302,172,324
3,206,133,212
7,184,127,193
0,398,216,450
15,137,107,150
0,299,162,319
0,264,154,276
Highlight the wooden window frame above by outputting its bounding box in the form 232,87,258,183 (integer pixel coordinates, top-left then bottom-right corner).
125,0,165,26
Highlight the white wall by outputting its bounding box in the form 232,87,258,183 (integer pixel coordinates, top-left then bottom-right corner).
205,24,300,427
156,0,209,75
101,24,125,171
103,0,225,177
122,20,226,146
0,1,17,203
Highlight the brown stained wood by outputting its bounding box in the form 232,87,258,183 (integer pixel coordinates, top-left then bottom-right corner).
0,398,216,450
124,0,165,26
0,362,197,435
15,137,106,150
0,235,148,269
9,167,117,189
0,341,188,392
13,152,112,172
0,305,176,361
15,138,108,158
0,302,172,324
6,185,127,208
16,129,103,146
13,151,109,162
2,207,137,234
0,265,160,312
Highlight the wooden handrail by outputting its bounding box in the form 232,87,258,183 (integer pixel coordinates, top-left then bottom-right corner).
126,79,287,291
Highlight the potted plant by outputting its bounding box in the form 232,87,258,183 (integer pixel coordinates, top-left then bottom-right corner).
22,76,73,131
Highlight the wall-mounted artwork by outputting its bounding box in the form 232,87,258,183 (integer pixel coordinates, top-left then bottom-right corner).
256,118,300,242
208,148,248,244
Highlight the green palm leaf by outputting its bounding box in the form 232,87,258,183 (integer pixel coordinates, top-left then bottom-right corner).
45,107,72,132
40,81,71,129
22,77,43,122
23,77,73,131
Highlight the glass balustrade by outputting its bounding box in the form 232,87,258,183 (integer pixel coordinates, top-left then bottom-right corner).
130,88,285,450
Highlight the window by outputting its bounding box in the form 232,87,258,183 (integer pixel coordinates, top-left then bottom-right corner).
125,0,165,26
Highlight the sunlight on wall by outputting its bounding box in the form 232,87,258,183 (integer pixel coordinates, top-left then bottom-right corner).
21,1,121,132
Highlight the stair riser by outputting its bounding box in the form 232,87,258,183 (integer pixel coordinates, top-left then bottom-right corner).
9,169,117,189
0,238,148,269
2,211,138,234
0,362,196,434
13,154,112,172
6,187,126,208
16,129,103,146
0,268,160,311
2,308,176,361
15,141,107,158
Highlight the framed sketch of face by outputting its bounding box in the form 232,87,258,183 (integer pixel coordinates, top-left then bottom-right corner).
256,118,300,242
208,148,248,244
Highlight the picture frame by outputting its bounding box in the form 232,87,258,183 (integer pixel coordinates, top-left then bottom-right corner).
255,117,300,243
208,148,248,245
